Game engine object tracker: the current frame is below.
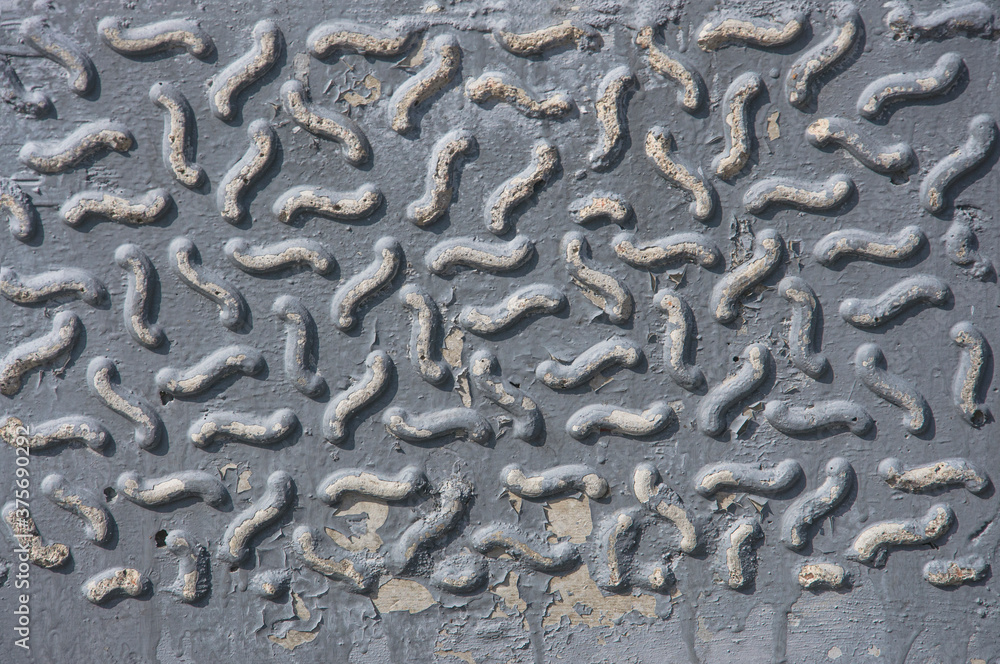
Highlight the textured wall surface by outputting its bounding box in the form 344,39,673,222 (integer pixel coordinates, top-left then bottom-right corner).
0,0,997,661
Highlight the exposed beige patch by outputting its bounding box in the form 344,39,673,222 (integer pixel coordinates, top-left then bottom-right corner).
268,628,319,650
542,566,657,627
290,590,311,621
491,571,527,614
767,110,780,140
372,578,436,614
434,649,476,664
442,327,464,368
341,74,381,106
324,496,388,552
237,469,252,493
454,368,473,407
544,495,592,543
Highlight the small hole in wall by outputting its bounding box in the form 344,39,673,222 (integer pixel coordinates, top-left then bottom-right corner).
154,529,168,548
103,487,116,502
733,356,740,362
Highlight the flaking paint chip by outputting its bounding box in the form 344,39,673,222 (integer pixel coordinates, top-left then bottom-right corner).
767,110,780,141
237,469,252,493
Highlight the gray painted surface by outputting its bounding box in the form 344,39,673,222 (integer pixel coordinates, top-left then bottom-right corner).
0,0,996,661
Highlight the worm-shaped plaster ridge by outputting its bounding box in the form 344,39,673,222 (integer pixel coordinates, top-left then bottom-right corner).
695,459,803,497
950,321,991,426
390,34,461,134
322,350,393,444
2,415,110,452
713,72,764,179
645,127,716,221
636,26,705,112
170,237,249,331
561,232,634,324
331,237,403,331
273,183,383,225
743,174,854,214
697,343,773,436
920,114,997,214
87,357,163,451
399,285,449,386
61,188,173,227
217,470,294,564
307,21,420,59
19,16,96,95
494,21,597,56
709,228,783,323
536,336,642,389
225,238,335,275
485,140,559,235
764,400,873,437
923,556,989,587
208,20,282,121
317,466,427,506
877,457,989,494
0,311,81,396
778,276,829,378
569,192,633,227
217,119,278,224
150,82,205,188
273,296,325,397
886,2,995,40
854,343,931,434
407,129,476,227
41,473,113,544
501,463,608,499
805,116,916,174
813,225,926,265
425,235,534,275
98,17,213,58
785,4,861,108
846,503,953,567
115,244,164,349
469,349,542,443
588,66,635,172
117,470,228,509
472,523,580,573
655,289,705,392
465,72,573,119
280,79,371,166
839,274,950,328
459,284,566,335
614,231,721,269
697,12,806,50
19,120,133,173
779,458,854,550
857,52,964,119
383,407,493,445
82,568,149,604
155,345,264,397
188,409,298,448
0,267,107,307
566,401,673,440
